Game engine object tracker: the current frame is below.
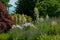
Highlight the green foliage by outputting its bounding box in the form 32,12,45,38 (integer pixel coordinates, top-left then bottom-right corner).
0,18,60,40
15,0,37,20
25,16,32,22
0,33,9,40
47,26,57,35
37,0,60,17
1,0,12,10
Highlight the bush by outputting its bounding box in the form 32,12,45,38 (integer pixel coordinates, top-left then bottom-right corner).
0,2,14,33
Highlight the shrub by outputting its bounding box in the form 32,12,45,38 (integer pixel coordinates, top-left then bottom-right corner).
0,2,14,33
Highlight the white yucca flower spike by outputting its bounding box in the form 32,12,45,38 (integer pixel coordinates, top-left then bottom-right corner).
14,14,17,24
21,14,26,23
19,15,21,22
34,7,39,18
23,16,26,23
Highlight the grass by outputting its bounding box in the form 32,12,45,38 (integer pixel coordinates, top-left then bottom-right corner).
0,18,60,40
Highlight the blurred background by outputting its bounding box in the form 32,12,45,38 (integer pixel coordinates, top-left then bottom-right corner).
0,0,60,40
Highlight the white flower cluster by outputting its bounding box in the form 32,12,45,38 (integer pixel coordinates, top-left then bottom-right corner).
22,23,34,27
12,23,36,30
22,22,36,29
51,20,57,27
12,25,23,29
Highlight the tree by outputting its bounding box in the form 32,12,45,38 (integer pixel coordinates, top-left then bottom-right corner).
15,0,37,20
36,0,60,17
1,0,12,10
